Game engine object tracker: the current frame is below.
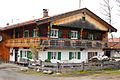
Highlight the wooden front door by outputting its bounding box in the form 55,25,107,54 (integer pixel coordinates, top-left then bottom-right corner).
15,49,18,63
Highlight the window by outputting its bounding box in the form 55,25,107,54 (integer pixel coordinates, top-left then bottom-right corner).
32,29,37,37
82,17,86,21
21,51,26,57
15,32,19,38
87,33,97,40
71,31,78,39
51,52,57,59
48,52,61,60
50,29,58,38
24,30,29,38
88,52,97,59
69,52,81,60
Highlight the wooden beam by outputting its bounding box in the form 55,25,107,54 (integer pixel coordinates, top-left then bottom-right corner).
48,23,51,38
23,27,24,38
36,25,39,37
13,29,15,38
80,28,83,39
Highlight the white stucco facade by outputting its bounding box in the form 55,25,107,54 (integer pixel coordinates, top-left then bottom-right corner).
39,48,104,63
10,47,31,62
10,47,15,62
10,47,104,63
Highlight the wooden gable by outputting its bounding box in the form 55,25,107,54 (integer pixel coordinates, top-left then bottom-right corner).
52,13,108,31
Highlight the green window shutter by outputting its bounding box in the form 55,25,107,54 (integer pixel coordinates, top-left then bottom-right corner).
78,52,81,59
69,52,72,60
77,32,80,39
24,32,28,37
32,30,34,37
38,30,40,37
58,31,61,38
48,52,52,60
58,52,61,60
68,32,72,39
27,51,32,59
94,34,97,40
20,50,22,57
87,33,91,40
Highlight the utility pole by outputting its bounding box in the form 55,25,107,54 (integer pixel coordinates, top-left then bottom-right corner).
79,0,81,9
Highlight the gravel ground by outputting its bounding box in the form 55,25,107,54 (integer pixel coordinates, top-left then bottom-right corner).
0,63,120,80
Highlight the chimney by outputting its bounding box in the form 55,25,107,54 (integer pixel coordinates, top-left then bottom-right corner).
43,9,49,17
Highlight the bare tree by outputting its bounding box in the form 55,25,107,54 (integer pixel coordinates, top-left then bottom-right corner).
116,0,120,15
31,47,38,61
100,0,113,24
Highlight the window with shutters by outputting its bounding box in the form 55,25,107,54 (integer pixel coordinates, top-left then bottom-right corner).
87,33,97,40
15,32,19,38
50,29,58,38
71,31,78,39
24,30,29,38
69,52,81,60
48,52,61,60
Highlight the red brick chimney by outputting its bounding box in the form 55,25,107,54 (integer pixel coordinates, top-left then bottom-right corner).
43,9,49,17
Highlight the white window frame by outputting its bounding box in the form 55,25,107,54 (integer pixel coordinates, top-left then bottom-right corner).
50,29,58,38
51,52,58,60
24,30,29,37
22,51,27,58
71,31,78,39
33,29,37,37
72,52,78,59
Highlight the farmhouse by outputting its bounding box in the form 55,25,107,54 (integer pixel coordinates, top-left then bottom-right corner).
0,8,117,63
107,38,120,59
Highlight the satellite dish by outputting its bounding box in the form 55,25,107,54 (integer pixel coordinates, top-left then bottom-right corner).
0,36,2,41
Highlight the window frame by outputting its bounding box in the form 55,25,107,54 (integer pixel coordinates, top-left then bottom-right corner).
50,29,59,38
69,52,81,60
48,51,61,60
71,30,78,39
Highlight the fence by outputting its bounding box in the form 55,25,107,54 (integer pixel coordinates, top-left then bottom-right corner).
28,61,120,72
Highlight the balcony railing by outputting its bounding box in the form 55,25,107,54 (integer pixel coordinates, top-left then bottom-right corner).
6,37,108,48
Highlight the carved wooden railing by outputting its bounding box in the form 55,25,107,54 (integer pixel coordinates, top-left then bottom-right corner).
6,37,108,48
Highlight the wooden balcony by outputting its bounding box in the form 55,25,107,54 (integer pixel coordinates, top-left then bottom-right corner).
6,37,108,49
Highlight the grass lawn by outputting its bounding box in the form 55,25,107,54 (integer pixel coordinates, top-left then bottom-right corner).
19,69,120,77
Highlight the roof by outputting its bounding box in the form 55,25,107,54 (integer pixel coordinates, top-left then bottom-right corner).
0,8,117,32
1,17,50,30
109,38,120,42
108,38,120,49
54,19,103,31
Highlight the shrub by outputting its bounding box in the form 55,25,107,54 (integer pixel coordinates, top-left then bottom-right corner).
44,59,51,62
102,58,109,62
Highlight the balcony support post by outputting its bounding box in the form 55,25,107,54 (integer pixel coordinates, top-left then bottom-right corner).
80,28,83,39
13,29,15,39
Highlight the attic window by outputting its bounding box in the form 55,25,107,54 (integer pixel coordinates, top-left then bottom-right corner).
82,17,86,21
